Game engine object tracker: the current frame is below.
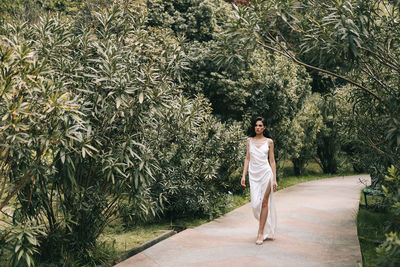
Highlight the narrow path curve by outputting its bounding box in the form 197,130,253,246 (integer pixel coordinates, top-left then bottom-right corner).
116,175,370,267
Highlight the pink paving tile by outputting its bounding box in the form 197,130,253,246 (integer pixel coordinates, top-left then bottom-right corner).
271,231,360,263
270,233,331,262
178,256,274,267
170,229,257,249
115,252,159,267
199,215,256,229
278,216,354,238
285,206,340,220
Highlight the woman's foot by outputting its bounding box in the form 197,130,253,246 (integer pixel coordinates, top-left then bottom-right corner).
255,234,263,245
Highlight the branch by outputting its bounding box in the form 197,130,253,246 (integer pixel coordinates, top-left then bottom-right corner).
362,131,398,168
361,47,400,73
0,144,10,201
24,180,34,213
1,209,13,219
256,39,384,104
312,155,324,171
0,170,32,212
0,170,8,202
359,63,392,94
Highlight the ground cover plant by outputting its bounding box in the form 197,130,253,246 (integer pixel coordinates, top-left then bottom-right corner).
358,208,391,267
358,193,399,267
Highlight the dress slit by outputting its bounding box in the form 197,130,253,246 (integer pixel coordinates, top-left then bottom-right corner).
263,178,273,240
262,178,272,204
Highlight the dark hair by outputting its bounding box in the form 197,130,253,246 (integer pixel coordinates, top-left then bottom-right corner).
250,117,272,138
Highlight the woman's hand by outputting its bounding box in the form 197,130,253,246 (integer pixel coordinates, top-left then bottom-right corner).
273,181,278,191
241,176,246,187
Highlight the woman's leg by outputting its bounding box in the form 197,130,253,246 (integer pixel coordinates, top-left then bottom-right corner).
256,180,271,244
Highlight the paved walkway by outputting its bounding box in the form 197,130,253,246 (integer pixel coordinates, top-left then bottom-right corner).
116,175,370,267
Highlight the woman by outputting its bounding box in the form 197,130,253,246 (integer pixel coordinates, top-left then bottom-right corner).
241,117,278,245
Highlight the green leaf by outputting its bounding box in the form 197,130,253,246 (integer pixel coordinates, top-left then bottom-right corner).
18,249,24,261
25,253,32,267
26,235,37,246
82,147,86,158
139,161,144,171
139,92,144,104
134,175,138,189
14,244,21,253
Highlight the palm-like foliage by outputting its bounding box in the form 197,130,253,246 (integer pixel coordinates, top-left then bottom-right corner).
227,0,400,176
0,4,246,265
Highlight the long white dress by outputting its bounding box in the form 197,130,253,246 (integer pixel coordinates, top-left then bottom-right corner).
249,138,277,240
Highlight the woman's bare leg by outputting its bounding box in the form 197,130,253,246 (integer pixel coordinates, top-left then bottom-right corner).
256,181,271,244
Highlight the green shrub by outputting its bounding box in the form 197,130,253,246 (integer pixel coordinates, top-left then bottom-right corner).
2,223,43,267
373,166,400,266
147,0,219,42
127,95,246,221
1,3,247,264
382,166,400,217
377,232,400,267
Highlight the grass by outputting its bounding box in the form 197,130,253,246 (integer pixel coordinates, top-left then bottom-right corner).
99,222,172,255
357,194,392,267
357,209,388,266
279,173,349,189
99,212,212,261
356,191,400,266
278,159,355,190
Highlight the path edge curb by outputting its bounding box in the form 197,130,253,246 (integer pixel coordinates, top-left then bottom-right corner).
114,230,176,265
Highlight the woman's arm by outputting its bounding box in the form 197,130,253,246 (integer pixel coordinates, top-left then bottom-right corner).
269,139,278,191
241,138,251,187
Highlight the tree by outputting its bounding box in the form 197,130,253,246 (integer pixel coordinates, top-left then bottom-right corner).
146,0,220,42
289,94,323,175
1,3,249,264
225,0,400,181
0,5,176,264
315,94,341,174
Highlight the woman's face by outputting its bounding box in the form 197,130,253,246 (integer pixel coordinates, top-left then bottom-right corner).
254,120,265,135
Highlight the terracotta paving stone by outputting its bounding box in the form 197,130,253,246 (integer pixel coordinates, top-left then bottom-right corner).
255,242,323,267
167,229,248,249
145,244,261,267
196,217,253,229
267,233,332,261
282,206,346,223
278,216,354,239
114,253,158,267
179,256,274,267
115,175,369,267
270,233,360,263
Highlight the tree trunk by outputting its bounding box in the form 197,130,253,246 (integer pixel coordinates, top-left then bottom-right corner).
292,158,306,176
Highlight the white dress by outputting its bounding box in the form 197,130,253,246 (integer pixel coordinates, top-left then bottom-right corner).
249,138,277,240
